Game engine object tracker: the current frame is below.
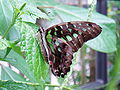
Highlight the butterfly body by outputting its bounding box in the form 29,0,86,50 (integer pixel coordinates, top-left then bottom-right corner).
39,21,102,78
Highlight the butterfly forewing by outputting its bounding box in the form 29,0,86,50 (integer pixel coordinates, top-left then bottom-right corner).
39,21,102,78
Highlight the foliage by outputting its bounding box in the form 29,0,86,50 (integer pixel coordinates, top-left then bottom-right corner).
106,1,120,90
0,80,28,90
106,38,120,90
0,0,116,90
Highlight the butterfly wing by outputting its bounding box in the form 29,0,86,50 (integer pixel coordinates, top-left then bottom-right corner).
39,21,102,77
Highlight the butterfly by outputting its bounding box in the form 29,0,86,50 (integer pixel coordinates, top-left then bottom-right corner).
38,21,102,78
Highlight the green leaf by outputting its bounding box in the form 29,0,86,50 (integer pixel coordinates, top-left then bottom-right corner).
0,38,22,57
0,0,13,34
0,80,28,90
9,0,49,23
9,42,22,56
0,0,19,41
0,49,36,83
0,66,35,90
21,5,49,23
106,30,120,90
28,0,58,6
0,39,10,50
4,47,12,58
18,21,49,82
8,26,20,41
19,3,26,11
0,65,26,81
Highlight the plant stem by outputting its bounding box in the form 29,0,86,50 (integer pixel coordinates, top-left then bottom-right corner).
87,0,96,21
2,3,26,39
2,8,18,39
45,84,72,90
80,48,86,84
106,37,120,90
2,22,15,39
37,6,54,8
89,49,96,82
0,80,71,89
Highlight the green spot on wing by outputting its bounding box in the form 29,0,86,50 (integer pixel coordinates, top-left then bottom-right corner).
73,33,78,38
58,48,61,52
54,32,57,35
49,43,54,52
55,41,59,46
88,27,91,30
68,29,72,32
55,28,58,31
61,37,66,42
48,30,51,34
46,34,52,43
82,28,87,31
66,35,72,41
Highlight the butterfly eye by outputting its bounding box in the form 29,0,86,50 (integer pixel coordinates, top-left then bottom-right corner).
73,33,78,38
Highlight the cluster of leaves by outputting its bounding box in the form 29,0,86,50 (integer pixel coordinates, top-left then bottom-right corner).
0,0,49,89
0,0,116,90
